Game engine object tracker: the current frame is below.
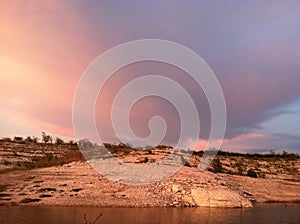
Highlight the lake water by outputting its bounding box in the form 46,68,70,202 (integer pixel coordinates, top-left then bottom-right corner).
0,204,299,224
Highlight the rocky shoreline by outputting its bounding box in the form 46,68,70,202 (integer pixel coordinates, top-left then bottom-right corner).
0,161,299,208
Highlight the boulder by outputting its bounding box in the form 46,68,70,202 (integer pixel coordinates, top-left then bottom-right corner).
191,188,252,208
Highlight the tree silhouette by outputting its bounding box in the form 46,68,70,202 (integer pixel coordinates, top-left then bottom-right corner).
42,132,52,144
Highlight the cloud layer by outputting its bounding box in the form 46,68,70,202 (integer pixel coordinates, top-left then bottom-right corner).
1,0,299,153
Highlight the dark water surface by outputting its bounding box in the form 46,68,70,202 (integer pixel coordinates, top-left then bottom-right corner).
0,204,299,224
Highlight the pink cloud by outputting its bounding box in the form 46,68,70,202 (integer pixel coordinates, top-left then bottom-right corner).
0,1,97,138
1,1,299,154
195,132,269,152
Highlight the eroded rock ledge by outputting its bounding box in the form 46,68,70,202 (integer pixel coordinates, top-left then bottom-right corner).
190,188,252,208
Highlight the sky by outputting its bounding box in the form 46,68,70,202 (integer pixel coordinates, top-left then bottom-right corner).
0,0,300,153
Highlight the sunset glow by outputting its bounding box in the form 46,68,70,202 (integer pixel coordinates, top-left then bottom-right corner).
1,0,300,153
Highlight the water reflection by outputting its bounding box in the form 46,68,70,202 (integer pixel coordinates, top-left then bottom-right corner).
0,204,299,224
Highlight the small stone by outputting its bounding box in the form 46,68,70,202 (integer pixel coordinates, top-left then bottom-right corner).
172,185,179,193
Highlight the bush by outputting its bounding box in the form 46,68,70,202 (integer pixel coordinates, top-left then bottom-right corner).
236,161,244,175
45,153,53,162
14,136,23,142
55,137,64,145
109,146,120,154
156,144,173,149
212,158,223,173
181,156,191,167
247,169,257,178
103,143,112,148
3,160,12,166
25,162,35,170
32,136,39,143
141,157,149,163
78,139,94,149
20,198,41,203
25,136,33,142
2,137,12,142
42,132,52,144
123,149,131,155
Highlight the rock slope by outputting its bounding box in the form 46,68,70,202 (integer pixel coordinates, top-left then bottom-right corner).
0,161,299,208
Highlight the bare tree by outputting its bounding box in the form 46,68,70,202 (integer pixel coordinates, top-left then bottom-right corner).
42,132,52,144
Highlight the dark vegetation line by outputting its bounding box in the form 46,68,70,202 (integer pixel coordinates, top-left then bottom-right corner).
1,132,299,158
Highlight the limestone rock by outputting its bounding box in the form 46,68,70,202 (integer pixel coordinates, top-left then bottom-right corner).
191,189,210,207
172,185,179,193
191,188,252,208
182,195,196,207
241,199,252,208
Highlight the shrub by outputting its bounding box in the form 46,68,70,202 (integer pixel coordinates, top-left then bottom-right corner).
156,144,173,149
55,137,64,145
20,198,41,203
247,169,257,178
2,137,12,142
25,136,33,142
78,139,94,149
181,156,191,167
32,136,39,143
45,153,53,162
103,143,112,148
142,157,149,163
25,162,35,170
236,161,244,175
118,142,128,148
42,132,52,144
14,136,23,142
206,148,219,156
109,146,120,154
3,160,12,166
212,158,223,173
123,149,131,155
